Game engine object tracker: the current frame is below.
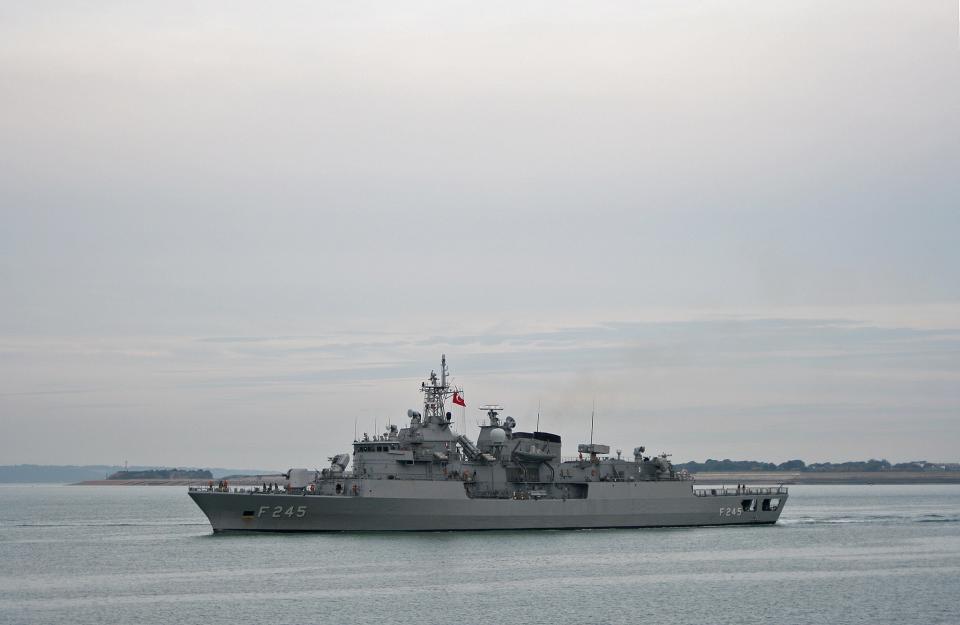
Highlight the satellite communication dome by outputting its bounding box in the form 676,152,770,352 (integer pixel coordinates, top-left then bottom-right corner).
489,428,507,444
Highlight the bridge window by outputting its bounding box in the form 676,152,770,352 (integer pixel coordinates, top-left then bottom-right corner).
741,499,756,512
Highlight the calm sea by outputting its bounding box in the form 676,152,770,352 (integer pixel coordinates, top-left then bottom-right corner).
1,484,958,625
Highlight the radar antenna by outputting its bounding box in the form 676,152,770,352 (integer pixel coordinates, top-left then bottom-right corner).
479,404,503,426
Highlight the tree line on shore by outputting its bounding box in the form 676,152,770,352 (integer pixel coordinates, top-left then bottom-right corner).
674,459,960,473
107,468,213,480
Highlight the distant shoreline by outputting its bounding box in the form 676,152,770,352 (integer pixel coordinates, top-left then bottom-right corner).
0,465,277,483
72,475,286,486
690,471,960,485
67,471,960,486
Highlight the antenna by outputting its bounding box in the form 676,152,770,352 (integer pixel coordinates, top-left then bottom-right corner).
590,399,595,446
354,417,358,442
536,399,541,432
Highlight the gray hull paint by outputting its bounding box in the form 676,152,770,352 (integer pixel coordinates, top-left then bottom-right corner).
189,481,786,532
188,358,789,532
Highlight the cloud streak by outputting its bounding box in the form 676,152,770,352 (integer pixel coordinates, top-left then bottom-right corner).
1,1,958,467
2,316,957,466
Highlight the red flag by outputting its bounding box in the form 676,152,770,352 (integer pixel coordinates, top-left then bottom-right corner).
452,391,466,407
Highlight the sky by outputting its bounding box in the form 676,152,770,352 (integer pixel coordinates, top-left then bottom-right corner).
1,0,958,469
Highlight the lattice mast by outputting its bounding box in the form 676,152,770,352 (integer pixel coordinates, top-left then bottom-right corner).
421,354,458,424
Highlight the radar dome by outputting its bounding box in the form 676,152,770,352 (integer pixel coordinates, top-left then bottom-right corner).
489,428,507,444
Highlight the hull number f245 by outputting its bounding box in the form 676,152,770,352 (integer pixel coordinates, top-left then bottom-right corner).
258,505,307,518
720,506,743,517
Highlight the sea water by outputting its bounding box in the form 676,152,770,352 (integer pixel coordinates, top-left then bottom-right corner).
1,484,958,625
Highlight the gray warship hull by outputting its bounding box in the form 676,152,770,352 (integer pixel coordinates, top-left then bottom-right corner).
189,356,788,532
189,481,786,532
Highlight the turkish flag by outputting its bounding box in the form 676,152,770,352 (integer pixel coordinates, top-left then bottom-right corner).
452,391,466,407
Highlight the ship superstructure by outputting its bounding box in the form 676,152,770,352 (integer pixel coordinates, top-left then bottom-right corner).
189,356,787,531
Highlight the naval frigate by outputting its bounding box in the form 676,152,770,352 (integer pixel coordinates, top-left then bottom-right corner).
189,356,788,531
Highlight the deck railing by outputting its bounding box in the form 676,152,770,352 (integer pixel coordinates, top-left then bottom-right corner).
692,486,788,497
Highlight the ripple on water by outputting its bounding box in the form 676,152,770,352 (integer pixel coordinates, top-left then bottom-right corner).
1,484,959,625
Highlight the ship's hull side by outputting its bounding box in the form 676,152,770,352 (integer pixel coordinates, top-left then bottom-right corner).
189,481,786,532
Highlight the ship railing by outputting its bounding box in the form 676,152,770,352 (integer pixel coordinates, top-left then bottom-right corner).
189,485,297,494
186,473,481,495
188,485,267,494
692,486,788,497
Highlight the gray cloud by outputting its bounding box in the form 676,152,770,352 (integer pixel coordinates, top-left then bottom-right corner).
2,317,957,466
1,1,958,467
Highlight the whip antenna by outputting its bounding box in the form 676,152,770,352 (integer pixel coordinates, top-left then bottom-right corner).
590,399,595,446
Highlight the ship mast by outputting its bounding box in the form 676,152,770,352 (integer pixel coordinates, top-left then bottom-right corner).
421,354,455,424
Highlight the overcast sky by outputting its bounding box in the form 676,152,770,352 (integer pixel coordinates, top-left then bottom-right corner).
1,1,958,469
